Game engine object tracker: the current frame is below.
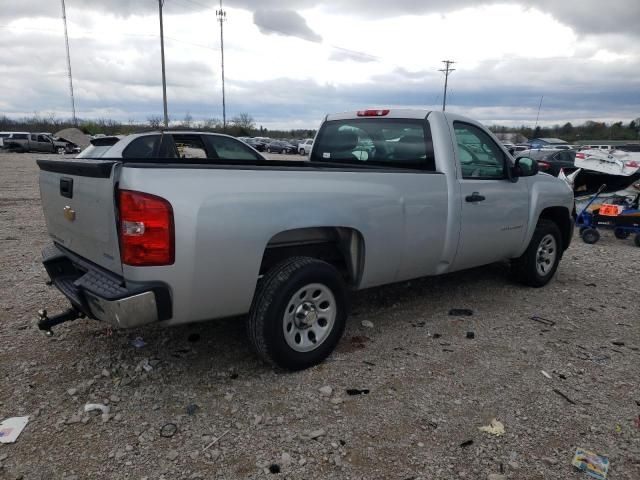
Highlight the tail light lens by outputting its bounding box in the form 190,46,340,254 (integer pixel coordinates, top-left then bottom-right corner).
118,190,174,266
538,161,551,170
624,160,639,168
575,152,586,159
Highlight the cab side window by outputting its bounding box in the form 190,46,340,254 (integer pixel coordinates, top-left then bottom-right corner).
454,122,506,179
203,135,262,161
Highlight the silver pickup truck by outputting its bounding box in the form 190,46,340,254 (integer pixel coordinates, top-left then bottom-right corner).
37,109,574,370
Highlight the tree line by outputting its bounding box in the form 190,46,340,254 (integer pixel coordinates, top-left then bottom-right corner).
0,112,316,140
489,118,640,143
2,112,638,142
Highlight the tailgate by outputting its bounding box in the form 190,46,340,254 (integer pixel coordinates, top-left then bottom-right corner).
37,159,123,275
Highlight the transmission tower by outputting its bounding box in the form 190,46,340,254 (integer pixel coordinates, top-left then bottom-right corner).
438,60,456,112
61,0,77,125
216,0,227,131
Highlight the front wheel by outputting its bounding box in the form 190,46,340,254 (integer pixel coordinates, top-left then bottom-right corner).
247,257,348,371
581,228,600,244
512,219,562,287
266,147,271,153
300,149,306,156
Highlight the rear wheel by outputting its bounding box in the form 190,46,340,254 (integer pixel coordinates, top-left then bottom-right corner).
512,219,562,287
614,228,630,239
247,257,348,370
581,228,600,244
266,147,271,153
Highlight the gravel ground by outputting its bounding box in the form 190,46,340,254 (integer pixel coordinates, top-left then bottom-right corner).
0,151,639,480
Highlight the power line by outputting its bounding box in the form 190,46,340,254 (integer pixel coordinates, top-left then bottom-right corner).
438,60,455,112
60,0,77,125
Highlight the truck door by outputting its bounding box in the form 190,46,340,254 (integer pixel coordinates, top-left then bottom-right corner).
37,134,54,152
451,121,529,271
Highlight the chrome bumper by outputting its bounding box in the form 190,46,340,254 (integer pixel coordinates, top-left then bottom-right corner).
84,291,159,328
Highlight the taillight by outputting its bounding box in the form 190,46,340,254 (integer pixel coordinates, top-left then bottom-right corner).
625,160,639,168
118,190,174,266
538,161,551,170
357,109,390,117
575,152,586,159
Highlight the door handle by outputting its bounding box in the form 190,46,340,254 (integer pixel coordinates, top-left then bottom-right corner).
465,192,485,203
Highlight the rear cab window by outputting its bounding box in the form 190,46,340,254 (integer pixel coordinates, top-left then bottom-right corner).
311,118,435,170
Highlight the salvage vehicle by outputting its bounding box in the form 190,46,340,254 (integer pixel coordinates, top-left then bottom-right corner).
298,138,314,155
36,111,574,370
515,148,578,176
3,132,75,154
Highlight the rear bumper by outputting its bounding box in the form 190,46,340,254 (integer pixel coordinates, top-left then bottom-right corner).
42,244,172,328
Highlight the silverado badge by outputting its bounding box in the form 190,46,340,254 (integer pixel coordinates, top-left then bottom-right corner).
63,206,76,222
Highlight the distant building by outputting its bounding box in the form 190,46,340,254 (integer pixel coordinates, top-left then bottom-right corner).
529,137,568,148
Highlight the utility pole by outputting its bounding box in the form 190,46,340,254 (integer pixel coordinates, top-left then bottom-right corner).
438,60,455,112
216,0,227,131
158,0,169,127
534,95,544,130
60,0,77,126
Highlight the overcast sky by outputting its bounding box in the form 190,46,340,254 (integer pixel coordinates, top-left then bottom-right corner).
1,0,639,129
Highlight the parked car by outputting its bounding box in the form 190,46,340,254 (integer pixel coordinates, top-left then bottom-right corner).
2,132,75,154
0,132,29,148
298,138,314,155
266,140,296,154
36,110,573,371
516,149,577,176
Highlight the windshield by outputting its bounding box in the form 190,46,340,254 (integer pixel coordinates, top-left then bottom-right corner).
310,118,435,170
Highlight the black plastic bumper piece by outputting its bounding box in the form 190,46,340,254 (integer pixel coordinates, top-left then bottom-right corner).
41,244,172,324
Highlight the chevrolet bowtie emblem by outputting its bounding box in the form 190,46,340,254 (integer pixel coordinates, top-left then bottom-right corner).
63,206,76,222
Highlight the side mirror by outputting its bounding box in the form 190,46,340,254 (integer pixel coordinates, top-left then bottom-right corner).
514,157,539,177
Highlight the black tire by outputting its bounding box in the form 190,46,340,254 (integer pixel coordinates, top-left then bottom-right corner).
512,219,563,287
635,234,640,247
581,228,600,244
247,257,348,371
266,147,271,153
579,226,589,236
614,228,630,240
300,149,306,156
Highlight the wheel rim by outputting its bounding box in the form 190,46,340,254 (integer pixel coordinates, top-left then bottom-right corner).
536,234,557,277
282,283,336,353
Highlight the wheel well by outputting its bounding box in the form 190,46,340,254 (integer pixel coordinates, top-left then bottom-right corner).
539,207,572,250
260,227,365,286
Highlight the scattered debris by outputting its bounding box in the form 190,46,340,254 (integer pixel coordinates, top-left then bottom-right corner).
308,429,326,439
585,283,597,287
541,370,552,379
160,423,178,438
362,360,376,366
203,430,229,451
84,404,110,415
432,333,442,339
530,316,556,327
611,340,625,346
572,448,609,479
187,333,200,343
553,388,576,405
185,404,200,415
346,389,370,396
466,331,475,339
0,416,29,443
478,418,505,436
268,464,281,474
459,439,473,448
131,337,146,348
449,308,473,317
361,320,374,329
319,386,333,397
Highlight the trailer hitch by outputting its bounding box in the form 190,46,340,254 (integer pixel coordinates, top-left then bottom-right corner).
37,308,84,336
